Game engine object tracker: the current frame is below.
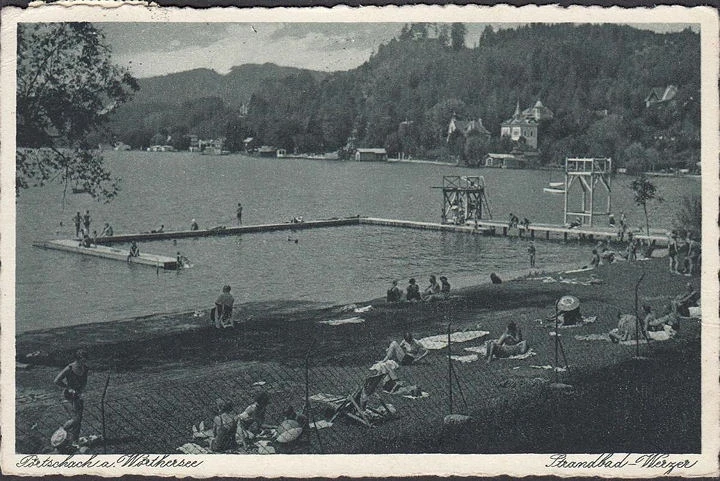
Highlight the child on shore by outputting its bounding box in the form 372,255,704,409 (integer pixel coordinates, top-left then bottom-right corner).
238,391,270,435
209,398,238,452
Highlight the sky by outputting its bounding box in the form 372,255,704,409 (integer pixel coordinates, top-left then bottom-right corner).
98,22,699,79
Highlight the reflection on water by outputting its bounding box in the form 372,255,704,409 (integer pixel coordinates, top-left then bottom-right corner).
16,152,699,332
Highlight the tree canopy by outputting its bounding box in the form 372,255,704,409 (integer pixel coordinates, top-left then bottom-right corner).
16,22,138,200
104,23,699,170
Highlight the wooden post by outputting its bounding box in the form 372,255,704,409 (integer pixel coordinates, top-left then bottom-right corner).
101,374,110,454
563,232,568,242
503,227,507,236
530,229,535,239
447,323,453,415
546,230,550,240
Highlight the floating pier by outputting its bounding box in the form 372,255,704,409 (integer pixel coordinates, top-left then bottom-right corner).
470,220,668,246
360,217,492,234
35,216,669,270
33,239,178,270
92,217,362,245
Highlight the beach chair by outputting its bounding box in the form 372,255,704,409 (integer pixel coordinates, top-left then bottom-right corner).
330,372,393,427
210,306,234,328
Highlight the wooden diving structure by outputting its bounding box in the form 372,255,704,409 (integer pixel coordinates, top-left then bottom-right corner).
33,239,179,270
432,176,492,225
564,157,612,227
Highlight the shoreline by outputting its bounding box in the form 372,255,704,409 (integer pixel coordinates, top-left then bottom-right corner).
15,257,701,454
15,261,583,353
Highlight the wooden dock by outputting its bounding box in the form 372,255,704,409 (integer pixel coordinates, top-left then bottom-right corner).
36,216,669,269
33,239,178,270
360,217,493,234
470,220,669,245
92,217,362,244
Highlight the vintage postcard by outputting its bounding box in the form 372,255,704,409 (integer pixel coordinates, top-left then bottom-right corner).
1,2,718,477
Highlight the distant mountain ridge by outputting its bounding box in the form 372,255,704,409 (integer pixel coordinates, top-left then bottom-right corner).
128,63,329,107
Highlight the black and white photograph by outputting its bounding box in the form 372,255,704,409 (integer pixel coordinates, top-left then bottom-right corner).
1,4,718,477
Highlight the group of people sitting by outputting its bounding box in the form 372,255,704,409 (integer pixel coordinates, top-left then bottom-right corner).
206,391,277,452
508,213,530,229
608,282,699,343
386,275,451,303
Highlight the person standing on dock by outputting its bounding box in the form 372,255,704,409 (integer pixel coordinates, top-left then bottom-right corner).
236,203,243,225
54,349,89,442
127,241,140,261
528,241,536,268
73,212,82,238
82,210,91,235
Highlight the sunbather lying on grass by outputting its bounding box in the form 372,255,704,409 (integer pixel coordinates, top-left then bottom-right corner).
383,332,428,365
486,321,529,362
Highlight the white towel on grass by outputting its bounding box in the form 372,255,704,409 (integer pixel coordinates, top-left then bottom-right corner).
319,316,365,326
418,330,489,350
461,345,537,360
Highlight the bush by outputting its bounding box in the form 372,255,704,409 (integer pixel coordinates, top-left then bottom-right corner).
674,195,701,236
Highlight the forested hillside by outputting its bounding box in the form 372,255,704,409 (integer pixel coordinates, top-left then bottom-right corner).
106,64,328,151
109,23,700,171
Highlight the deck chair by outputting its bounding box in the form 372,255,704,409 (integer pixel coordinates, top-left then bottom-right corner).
330,372,392,427
211,305,234,328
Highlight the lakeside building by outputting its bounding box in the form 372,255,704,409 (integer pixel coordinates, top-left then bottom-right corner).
258,145,277,157
200,138,227,155
355,148,388,161
484,153,528,169
500,100,554,150
147,145,175,152
446,113,491,143
188,135,200,152
645,85,678,107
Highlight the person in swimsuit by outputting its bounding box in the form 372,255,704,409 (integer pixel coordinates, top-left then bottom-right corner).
73,212,82,238
209,398,238,452
100,223,113,237
406,278,421,301
383,332,428,366
238,391,270,435
528,241,536,268
54,349,89,441
236,203,243,225
127,241,140,261
486,321,527,362
386,280,402,303
668,233,679,273
82,210,91,234
440,276,451,295
422,275,441,300
190,219,199,231
214,285,235,328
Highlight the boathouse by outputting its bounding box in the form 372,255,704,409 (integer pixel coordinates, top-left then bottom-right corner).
355,148,388,161
258,145,277,157
484,153,527,169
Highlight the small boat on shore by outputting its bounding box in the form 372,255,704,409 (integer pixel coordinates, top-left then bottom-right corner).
543,187,565,194
548,181,564,188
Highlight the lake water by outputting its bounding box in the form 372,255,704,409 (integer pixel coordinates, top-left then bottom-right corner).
15,152,699,332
